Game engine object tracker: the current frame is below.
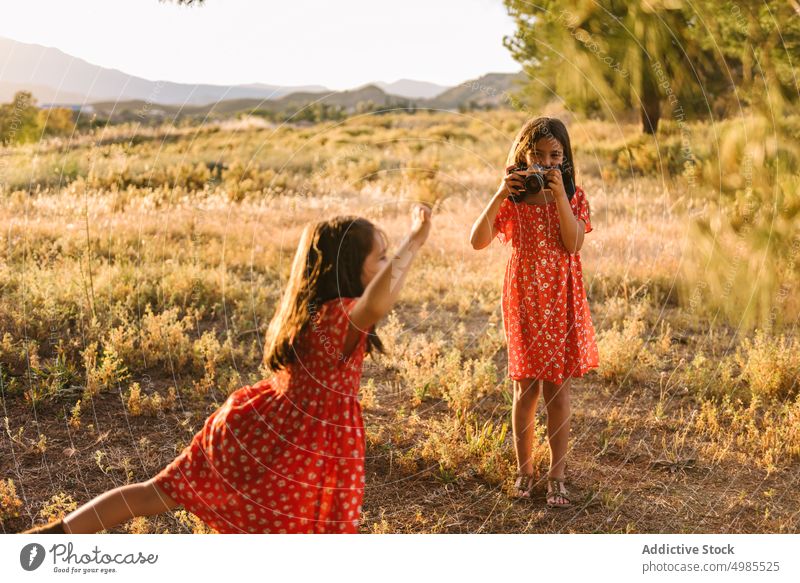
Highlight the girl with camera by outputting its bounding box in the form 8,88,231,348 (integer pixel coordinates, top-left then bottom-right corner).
469,117,598,509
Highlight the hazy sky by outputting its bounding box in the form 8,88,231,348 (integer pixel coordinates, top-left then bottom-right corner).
0,0,520,89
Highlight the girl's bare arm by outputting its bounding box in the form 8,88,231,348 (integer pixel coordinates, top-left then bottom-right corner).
343,205,432,355
469,188,507,250
470,170,522,250
552,191,584,253
62,478,179,534
546,169,585,254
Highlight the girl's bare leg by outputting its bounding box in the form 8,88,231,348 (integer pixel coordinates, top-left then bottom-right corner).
512,378,541,487
542,378,571,504
62,478,180,534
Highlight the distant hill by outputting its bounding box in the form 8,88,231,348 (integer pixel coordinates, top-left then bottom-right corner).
428,72,528,109
87,84,422,123
0,36,328,105
85,73,526,124
268,84,411,112
0,37,455,106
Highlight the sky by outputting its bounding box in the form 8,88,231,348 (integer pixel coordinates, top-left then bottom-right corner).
0,0,520,89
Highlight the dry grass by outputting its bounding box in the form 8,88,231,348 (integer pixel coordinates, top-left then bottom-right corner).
1,112,798,534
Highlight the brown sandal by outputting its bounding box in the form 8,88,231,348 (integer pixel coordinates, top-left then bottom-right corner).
546,477,571,509
513,471,536,499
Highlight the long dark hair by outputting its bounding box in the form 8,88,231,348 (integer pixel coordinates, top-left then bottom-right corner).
262,216,385,372
506,117,576,190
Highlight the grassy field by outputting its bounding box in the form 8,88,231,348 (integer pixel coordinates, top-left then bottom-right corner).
1,111,798,533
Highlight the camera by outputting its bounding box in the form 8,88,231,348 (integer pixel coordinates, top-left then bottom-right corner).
506,163,575,203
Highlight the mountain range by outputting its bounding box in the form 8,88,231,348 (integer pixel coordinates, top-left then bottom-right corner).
0,36,524,117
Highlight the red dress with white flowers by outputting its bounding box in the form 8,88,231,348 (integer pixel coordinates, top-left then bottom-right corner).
154,297,368,533
493,186,599,384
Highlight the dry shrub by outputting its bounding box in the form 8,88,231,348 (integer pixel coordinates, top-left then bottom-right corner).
0,479,23,524
360,378,377,409
438,349,498,418
69,400,82,430
126,382,177,417
596,310,650,383
125,516,152,534
694,395,800,474
83,342,130,398
173,509,217,534
735,330,800,401
105,322,139,369
0,332,34,375
416,416,515,485
680,353,744,402
191,330,235,396
39,492,78,523
139,305,194,371
410,176,448,207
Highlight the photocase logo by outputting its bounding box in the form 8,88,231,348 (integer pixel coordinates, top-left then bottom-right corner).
20,543,46,571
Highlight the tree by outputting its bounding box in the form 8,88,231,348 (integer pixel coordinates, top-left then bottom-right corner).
691,0,800,117
680,2,800,332
0,91,41,144
39,108,76,137
503,0,716,133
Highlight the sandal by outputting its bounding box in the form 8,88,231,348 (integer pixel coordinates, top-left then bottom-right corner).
546,477,571,509
512,471,536,499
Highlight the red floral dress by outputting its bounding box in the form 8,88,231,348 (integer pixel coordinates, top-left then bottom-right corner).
154,297,368,533
493,187,599,384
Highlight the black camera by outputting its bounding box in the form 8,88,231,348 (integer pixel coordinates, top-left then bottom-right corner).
506,163,575,203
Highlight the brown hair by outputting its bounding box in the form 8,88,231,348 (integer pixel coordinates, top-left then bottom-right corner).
262,216,385,372
505,117,576,186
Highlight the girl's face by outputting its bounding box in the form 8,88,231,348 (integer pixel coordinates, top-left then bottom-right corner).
360,230,388,287
525,136,565,169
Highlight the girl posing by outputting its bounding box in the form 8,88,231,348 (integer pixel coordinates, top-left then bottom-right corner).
25,205,432,534
470,117,598,509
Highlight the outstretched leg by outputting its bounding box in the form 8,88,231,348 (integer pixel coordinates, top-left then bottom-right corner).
61,478,180,534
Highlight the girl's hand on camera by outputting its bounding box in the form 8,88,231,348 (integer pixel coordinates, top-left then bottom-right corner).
501,165,526,197
545,168,566,198
410,203,432,245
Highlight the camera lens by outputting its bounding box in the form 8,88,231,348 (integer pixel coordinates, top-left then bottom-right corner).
524,173,545,195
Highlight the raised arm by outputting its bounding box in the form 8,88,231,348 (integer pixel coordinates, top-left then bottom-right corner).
343,204,432,355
